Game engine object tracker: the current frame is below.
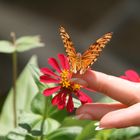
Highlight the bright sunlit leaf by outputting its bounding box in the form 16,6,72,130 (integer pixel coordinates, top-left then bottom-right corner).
0,41,15,53
16,36,44,52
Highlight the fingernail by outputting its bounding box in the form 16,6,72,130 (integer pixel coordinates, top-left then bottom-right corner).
95,126,105,131
73,114,84,120
94,122,106,130
74,113,93,120
71,78,88,87
82,114,93,120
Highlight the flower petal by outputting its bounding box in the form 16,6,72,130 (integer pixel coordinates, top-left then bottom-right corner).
40,75,60,83
43,86,61,96
76,90,92,104
120,75,128,80
58,54,70,70
48,58,61,73
125,70,140,82
66,95,74,112
40,67,59,78
52,94,60,105
58,98,66,110
58,91,67,110
52,91,66,110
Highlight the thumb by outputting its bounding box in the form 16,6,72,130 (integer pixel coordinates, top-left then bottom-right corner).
99,103,140,129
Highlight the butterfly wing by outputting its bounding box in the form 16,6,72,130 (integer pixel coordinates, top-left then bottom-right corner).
60,26,78,72
80,32,113,74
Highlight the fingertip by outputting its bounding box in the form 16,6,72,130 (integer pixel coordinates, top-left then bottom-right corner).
99,109,127,129
100,103,140,128
75,104,93,120
75,107,93,120
75,106,82,115
76,104,87,115
78,70,105,91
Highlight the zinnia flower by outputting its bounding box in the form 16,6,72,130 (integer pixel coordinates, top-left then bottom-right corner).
40,54,92,112
120,69,140,82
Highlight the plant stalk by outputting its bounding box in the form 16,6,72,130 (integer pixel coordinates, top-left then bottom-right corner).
40,97,48,140
12,51,17,127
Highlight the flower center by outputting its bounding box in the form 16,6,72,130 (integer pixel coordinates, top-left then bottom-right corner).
60,70,71,88
60,69,81,91
72,83,81,91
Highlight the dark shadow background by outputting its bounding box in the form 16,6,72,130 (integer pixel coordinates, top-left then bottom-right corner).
0,0,140,111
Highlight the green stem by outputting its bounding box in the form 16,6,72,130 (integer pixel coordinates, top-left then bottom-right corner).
40,97,48,140
12,51,17,127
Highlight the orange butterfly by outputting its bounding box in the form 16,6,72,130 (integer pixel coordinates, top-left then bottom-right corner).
60,26,113,74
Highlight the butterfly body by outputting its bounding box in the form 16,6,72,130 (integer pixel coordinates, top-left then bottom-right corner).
60,26,113,74
72,52,82,74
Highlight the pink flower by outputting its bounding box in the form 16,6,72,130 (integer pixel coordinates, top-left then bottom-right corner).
120,69,140,82
40,54,92,112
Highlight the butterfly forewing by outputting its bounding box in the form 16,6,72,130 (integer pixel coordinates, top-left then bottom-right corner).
60,26,77,72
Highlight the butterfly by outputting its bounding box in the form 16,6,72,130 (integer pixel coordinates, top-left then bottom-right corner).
60,26,113,74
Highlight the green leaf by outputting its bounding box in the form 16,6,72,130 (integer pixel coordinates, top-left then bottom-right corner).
19,112,41,133
19,112,60,136
0,136,7,140
73,98,81,108
42,118,61,135
50,108,68,123
7,127,38,140
0,41,15,53
25,135,36,140
31,93,48,115
108,127,140,140
7,127,27,140
47,126,82,140
31,93,68,122
29,64,48,92
16,36,44,52
61,120,100,140
0,35,44,53
95,129,112,140
76,121,97,140
62,117,92,127
0,56,38,135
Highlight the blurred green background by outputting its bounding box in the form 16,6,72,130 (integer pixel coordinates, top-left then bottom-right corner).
0,0,140,111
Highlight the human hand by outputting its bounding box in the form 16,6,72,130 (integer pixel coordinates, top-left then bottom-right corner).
75,70,140,129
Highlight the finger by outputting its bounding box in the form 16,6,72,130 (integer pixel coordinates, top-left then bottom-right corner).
76,103,127,120
75,70,140,105
100,103,140,128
